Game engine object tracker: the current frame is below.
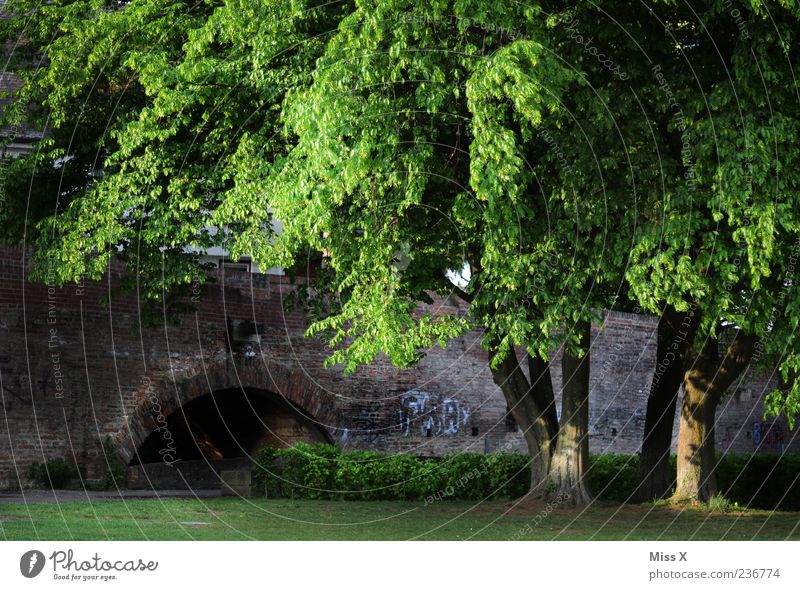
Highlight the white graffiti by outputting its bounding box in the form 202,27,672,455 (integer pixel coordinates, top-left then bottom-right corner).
399,390,470,437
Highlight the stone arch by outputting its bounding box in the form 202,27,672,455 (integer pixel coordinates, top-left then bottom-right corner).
116,359,344,465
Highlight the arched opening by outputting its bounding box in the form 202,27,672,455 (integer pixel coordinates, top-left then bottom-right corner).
130,387,331,466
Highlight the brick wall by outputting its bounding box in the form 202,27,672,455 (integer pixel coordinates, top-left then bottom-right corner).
0,246,797,488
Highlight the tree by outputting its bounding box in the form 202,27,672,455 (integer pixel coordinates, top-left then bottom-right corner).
2,0,645,504
3,0,799,507
1,0,353,318
635,305,701,501
627,0,800,502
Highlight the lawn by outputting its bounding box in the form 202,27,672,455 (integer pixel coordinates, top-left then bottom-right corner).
1,498,799,540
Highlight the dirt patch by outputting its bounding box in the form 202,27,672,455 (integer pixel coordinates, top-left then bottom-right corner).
0,515,19,521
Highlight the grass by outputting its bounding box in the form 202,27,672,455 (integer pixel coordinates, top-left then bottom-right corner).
2,498,799,541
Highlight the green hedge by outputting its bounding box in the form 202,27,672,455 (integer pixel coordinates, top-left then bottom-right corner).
586,453,643,503
252,443,529,501
586,453,800,509
715,453,800,511
252,444,800,509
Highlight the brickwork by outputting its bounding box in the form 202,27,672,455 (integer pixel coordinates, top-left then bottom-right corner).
0,246,798,488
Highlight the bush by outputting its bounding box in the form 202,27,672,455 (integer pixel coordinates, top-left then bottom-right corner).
265,442,341,499
715,452,800,510
94,435,126,490
252,445,800,509
253,445,530,501
588,454,640,502
252,445,282,498
706,495,740,513
488,452,531,499
26,458,75,489
397,456,445,500
586,452,800,510
336,451,444,500
439,453,493,500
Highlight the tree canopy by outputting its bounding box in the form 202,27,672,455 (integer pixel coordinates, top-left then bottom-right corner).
2,0,800,502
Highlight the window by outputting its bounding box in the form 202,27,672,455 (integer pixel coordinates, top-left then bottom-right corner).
220,258,251,273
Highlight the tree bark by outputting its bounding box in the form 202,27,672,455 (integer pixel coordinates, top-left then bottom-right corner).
489,348,554,496
672,331,756,503
546,321,593,506
674,358,719,502
528,352,559,445
635,304,700,502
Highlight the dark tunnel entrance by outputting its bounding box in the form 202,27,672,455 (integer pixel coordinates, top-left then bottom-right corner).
131,388,331,465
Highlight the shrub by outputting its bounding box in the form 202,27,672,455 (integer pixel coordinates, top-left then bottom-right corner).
715,452,800,510
588,454,640,502
252,445,281,498
277,442,341,499
253,445,530,501
586,452,800,510
488,452,530,499
26,458,75,489
360,453,444,500
440,452,493,500
252,445,800,509
400,456,446,500
98,435,126,490
336,449,398,500
706,495,739,513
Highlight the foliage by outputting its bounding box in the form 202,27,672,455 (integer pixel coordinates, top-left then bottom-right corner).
2,0,800,458
715,452,800,511
253,444,529,501
334,450,443,500
253,447,800,508
5,0,797,381
706,495,741,513
97,435,126,491
251,445,281,498
277,442,340,499
26,458,76,489
0,0,352,321
486,452,531,499
438,451,494,500
0,0,640,367
586,454,643,503
590,453,800,510
614,0,800,421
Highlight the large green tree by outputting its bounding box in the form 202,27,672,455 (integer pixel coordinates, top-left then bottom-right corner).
2,0,638,504
3,0,799,506
1,0,352,315
625,0,800,503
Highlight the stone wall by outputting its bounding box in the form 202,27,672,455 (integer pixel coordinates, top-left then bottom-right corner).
0,246,797,489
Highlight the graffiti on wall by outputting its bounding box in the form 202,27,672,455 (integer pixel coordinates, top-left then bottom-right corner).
753,420,788,452
398,390,470,437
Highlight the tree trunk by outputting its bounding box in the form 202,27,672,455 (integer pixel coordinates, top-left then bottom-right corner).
489,348,553,496
546,321,593,506
528,352,558,445
672,331,756,503
636,304,700,502
673,368,719,502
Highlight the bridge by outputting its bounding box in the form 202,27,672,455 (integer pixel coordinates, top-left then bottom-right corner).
0,246,795,490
